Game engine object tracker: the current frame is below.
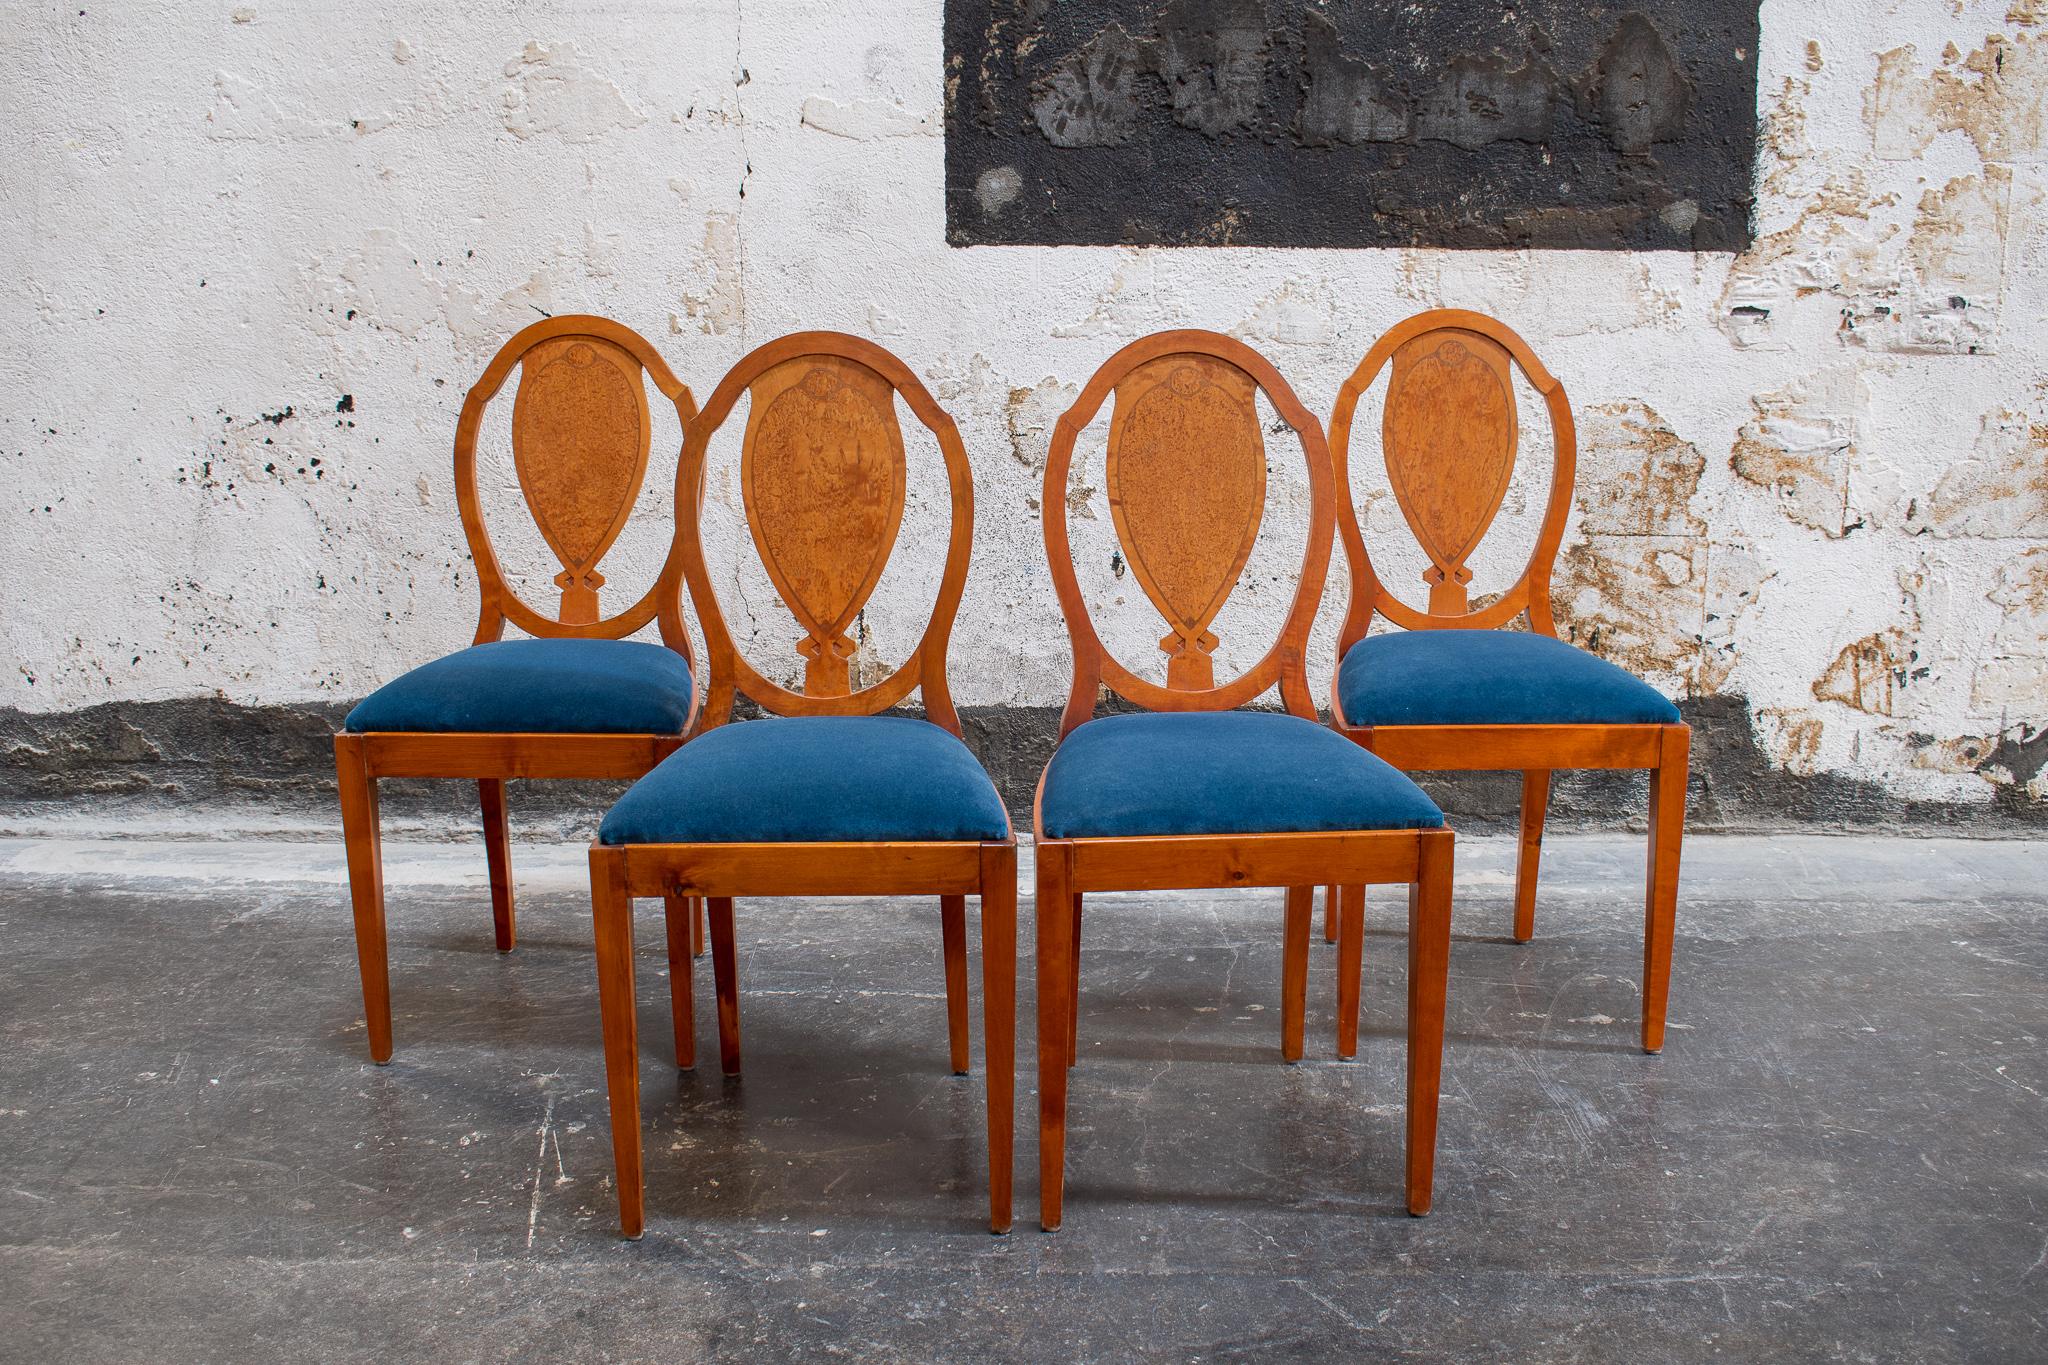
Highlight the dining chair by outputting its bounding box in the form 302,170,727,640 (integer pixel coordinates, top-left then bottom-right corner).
1323,307,1689,1056
1033,330,1455,1229
334,315,706,1065
585,332,1017,1239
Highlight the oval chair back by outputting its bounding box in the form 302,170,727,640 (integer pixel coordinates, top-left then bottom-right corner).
1329,307,1576,651
672,332,976,736
454,314,699,666
1042,330,1334,737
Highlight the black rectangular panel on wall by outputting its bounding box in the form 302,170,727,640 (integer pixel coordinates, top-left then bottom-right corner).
944,0,1759,251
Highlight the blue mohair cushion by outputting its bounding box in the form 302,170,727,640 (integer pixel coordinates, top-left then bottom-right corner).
1338,630,1680,727
344,639,693,735
1038,711,1443,840
599,716,1010,845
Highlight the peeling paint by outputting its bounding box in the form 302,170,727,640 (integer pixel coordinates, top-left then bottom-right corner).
1574,402,1707,538
679,212,743,336
1003,377,1076,476
1868,32,2048,163
1232,279,1335,346
1555,403,1717,695
800,96,937,140
1909,403,2048,537
1815,627,1919,716
1755,707,1826,778
1975,546,2048,711
1730,370,1866,536
502,41,648,142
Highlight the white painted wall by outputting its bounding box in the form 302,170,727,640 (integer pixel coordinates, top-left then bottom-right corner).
2,0,2043,808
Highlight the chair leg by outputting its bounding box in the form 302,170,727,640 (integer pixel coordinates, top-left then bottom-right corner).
334,734,392,1065
589,849,644,1238
1281,886,1312,1062
1336,885,1365,1060
1513,770,1550,944
692,896,707,958
1323,883,1340,943
1406,830,1453,1217
1643,726,1689,1054
941,894,970,1075
979,844,1016,1235
707,897,742,1075
1065,893,1083,1068
478,778,515,952
662,892,696,1071
1037,843,1075,1231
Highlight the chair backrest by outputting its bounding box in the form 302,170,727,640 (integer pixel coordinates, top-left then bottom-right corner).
1043,330,1334,739
672,332,975,734
1330,308,1576,656
453,315,698,658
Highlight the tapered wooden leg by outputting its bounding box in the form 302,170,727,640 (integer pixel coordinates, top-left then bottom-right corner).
1065,892,1083,1068
1406,830,1454,1217
1513,769,1550,944
941,894,970,1075
692,897,707,958
707,897,742,1075
1336,885,1365,1060
1281,885,1312,1062
979,843,1016,1234
1323,883,1340,943
589,848,644,1238
334,735,392,1064
478,778,515,952
1037,843,1075,1231
662,892,696,1071
1642,726,1689,1054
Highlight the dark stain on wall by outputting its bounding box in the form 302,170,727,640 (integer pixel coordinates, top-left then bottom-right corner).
4,695,2039,839
946,0,1759,249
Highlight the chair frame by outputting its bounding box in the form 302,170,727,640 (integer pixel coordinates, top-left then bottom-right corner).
586,331,1016,1238
335,314,706,1065
1033,329,1454,1229
1324,307,1689,1056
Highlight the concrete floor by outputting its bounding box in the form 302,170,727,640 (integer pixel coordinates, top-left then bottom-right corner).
0,833,2043,1362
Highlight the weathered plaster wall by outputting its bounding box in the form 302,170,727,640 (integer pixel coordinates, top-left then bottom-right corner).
1,0,2044,826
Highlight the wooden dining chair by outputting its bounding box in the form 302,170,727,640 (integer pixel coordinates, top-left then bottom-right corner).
334,315,706,1065
1323,308,1690,1056
1033,330,1455,1229
584,332,1017,1239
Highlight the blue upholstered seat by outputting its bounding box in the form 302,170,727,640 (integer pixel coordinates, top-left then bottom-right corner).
1038,712,1443,840
344,638,694,735
1337,630,1680,728
598,716,1010,845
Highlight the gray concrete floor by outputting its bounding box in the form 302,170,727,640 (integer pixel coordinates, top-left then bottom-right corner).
0,833,2044,1363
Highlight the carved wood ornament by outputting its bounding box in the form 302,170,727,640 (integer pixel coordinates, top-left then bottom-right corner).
509,335,653,624
1329,308,1577,650
454,315,699,657
1381,331,1517,615
740,355,908,695
674,332,976,734
1044,330,1334,736
1106,356,1267,690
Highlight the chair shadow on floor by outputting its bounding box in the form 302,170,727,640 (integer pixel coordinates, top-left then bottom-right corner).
630,1035,1005,1237
1062,1183,1411,1221
1337,1023,1643,1057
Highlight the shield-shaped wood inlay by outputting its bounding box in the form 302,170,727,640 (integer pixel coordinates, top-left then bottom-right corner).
510,336,652,623
1106,355,1266,689
1382,331,1518,611
741,356,908,695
